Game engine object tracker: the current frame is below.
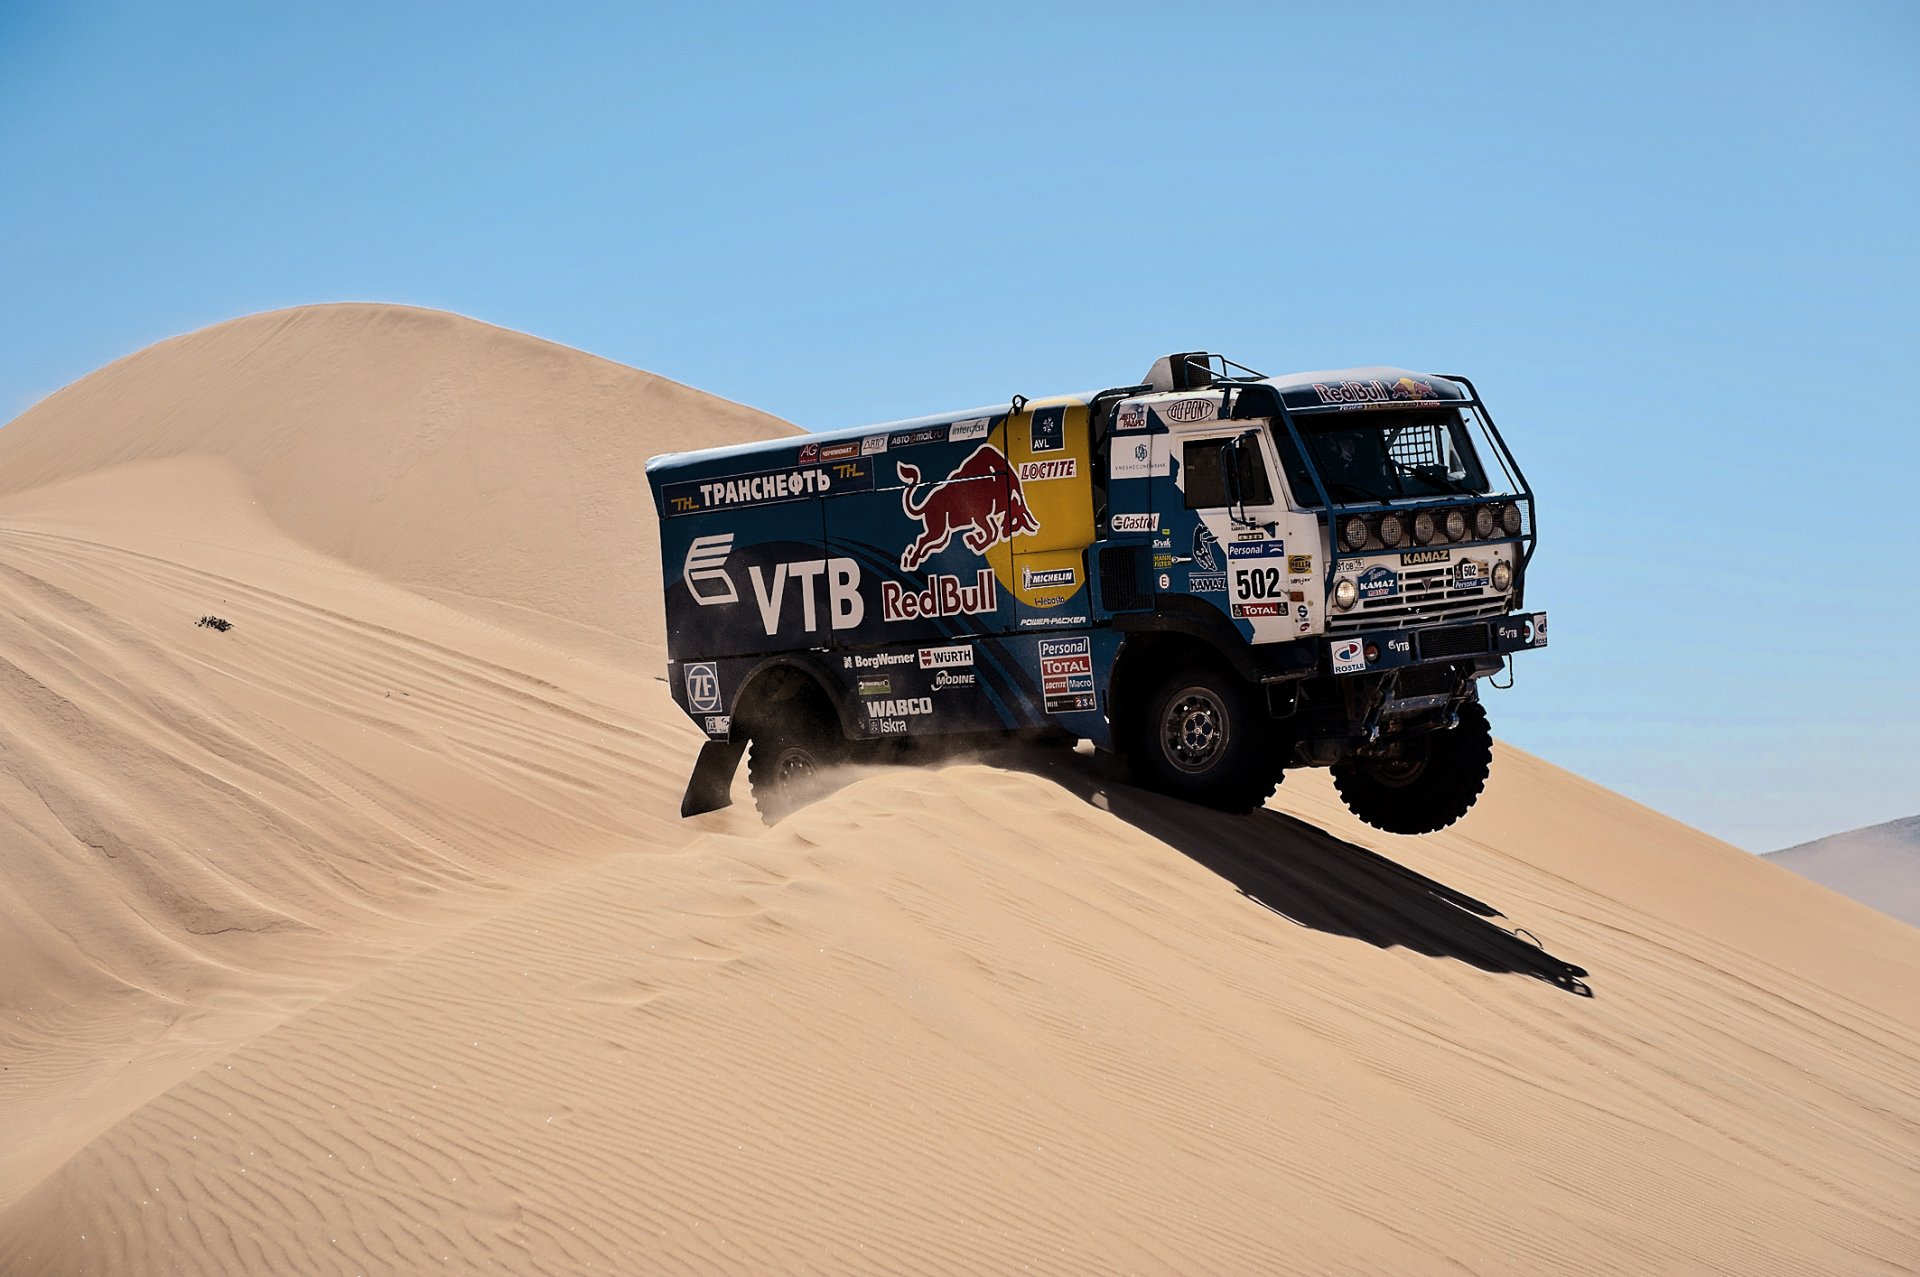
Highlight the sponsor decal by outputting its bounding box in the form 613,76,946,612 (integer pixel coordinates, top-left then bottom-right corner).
1356,565,1401,601
1110,513,1156,533
1158,572,1171,589
881,569,999,622
1110,439,1155,480
948,417,990,442
1400,549,1449,565
1387,636,1411,655
1021,565,1078,590
1189,573,1227,593
1192,523,1220,572
1295,603,1311,633
932,668,976,689
1016,457,1077,482
1164,398,1216,424
797,442,819,464
1019,612,1090,628
917,645,973,669
1115,403,1148,431
684,533,738,605
1287,590,1305,602
1030,405,1066,453
866,697,933,718
1038,636,1096,714
1153,554,1176,569
819,441,861,461
667,464,857,515
1232,601,1283,618
747,558,866,635
1330,638,1367,675
704,714,731,737
897,445,1040,571
1454,559,1489,589
1532,613,1549,647
857,677,892,698
861,434,889,455
685,662,721,713
1311,376,1441,406
1152,536,1171,549
889,426,946,448
1288,554,1313,575
844,651,915,670
1226,539,1289,559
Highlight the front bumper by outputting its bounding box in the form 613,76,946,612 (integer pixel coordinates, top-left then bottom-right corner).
1325,611,1546,677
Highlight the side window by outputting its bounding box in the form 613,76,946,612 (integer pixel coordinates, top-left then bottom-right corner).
1183,437,1274,509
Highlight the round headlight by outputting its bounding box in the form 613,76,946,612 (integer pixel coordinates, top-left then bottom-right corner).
1492,560,1514,591
1333,578,1358,611
1341,516,1368,551
1443,508,1467,541
1500,504,1523,536
1473,505,1496,539
1378,513,1407,547
1412,511,1437,545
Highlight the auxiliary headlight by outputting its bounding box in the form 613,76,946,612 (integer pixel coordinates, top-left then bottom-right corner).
1412,511,1437,545
1500,504,1523,536
1473,505,1496,539
1443,508,1468,541
1378,513,1407,547
1492,560,1514,591
1333,578,1359,611
1341,516,1369,551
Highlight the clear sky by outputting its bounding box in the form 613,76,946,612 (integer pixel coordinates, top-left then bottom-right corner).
2,2,1914,850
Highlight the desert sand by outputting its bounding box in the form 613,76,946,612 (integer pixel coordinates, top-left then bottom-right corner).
1,304,1916,1275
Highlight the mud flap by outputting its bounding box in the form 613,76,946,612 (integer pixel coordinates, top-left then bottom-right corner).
680,739,747,817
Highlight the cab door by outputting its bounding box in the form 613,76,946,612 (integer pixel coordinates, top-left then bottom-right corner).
1157,428,1304,644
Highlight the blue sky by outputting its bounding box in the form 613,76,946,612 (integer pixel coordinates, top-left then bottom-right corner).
2,2,1914,849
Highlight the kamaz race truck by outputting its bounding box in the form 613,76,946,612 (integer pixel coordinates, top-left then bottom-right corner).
645,352,1547,832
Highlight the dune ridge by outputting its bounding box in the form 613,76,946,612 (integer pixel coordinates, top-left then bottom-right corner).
1,306,1916,1275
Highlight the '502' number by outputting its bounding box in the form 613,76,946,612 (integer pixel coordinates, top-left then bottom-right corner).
1234,566,1285,600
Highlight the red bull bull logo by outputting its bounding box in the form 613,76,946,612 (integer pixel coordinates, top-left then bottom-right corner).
896,445,1040,571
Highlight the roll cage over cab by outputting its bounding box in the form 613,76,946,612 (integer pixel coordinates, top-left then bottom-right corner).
646,351,1548,832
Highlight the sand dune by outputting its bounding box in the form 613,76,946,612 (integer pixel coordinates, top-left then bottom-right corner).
1770,816,1920,930
2,306,1916,1274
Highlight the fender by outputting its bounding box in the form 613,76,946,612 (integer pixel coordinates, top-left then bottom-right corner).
1113,596,1318,683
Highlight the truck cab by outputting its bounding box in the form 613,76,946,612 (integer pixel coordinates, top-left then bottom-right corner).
646,351,1547,832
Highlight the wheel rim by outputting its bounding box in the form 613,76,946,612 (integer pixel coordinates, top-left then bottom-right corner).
1161,686,1229,774
775,746,821,792
1365,739,1431,788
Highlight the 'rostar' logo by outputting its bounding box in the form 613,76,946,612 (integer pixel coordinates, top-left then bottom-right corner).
684,533,737,604
896,445,1040,571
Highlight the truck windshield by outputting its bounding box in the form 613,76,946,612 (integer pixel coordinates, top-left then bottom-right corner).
1272,409,1490,506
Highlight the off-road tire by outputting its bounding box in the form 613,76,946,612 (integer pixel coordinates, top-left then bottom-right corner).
1126,662,1278,813
1332,701,1492,835
746,702,847,823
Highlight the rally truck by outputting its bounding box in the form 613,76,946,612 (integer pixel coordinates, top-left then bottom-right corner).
645,352,1547,832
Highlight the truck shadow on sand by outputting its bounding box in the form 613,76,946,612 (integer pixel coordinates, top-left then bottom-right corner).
986,746,1593,997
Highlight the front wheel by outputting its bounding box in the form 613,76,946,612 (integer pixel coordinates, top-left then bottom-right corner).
1332,701,1492,835
1126,663,1278,813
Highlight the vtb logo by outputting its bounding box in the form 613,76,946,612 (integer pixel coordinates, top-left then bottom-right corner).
683,533,737,604
896,445,1040,572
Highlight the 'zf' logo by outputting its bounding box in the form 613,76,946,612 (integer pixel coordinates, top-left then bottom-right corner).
685,662,722,713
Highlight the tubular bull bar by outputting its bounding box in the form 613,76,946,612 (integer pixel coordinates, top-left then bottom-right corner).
1326,611,1547,678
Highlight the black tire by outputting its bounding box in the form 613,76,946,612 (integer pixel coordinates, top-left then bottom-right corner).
1126,662,1278,813
1332,701,1492,835
746,698,847,822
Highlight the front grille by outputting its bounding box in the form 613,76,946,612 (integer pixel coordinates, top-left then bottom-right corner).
1328,597,1505,633
1418,623,1490,660
1396,663,1462,698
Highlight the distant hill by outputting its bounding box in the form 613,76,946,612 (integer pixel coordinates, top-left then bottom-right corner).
1768,817,1920,929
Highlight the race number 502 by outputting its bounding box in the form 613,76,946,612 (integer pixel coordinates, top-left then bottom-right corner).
1234,566,1285,599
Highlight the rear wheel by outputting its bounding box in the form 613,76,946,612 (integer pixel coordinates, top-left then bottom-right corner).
746,695,847,822
1126,662,1278,813
1332,701,1492,834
